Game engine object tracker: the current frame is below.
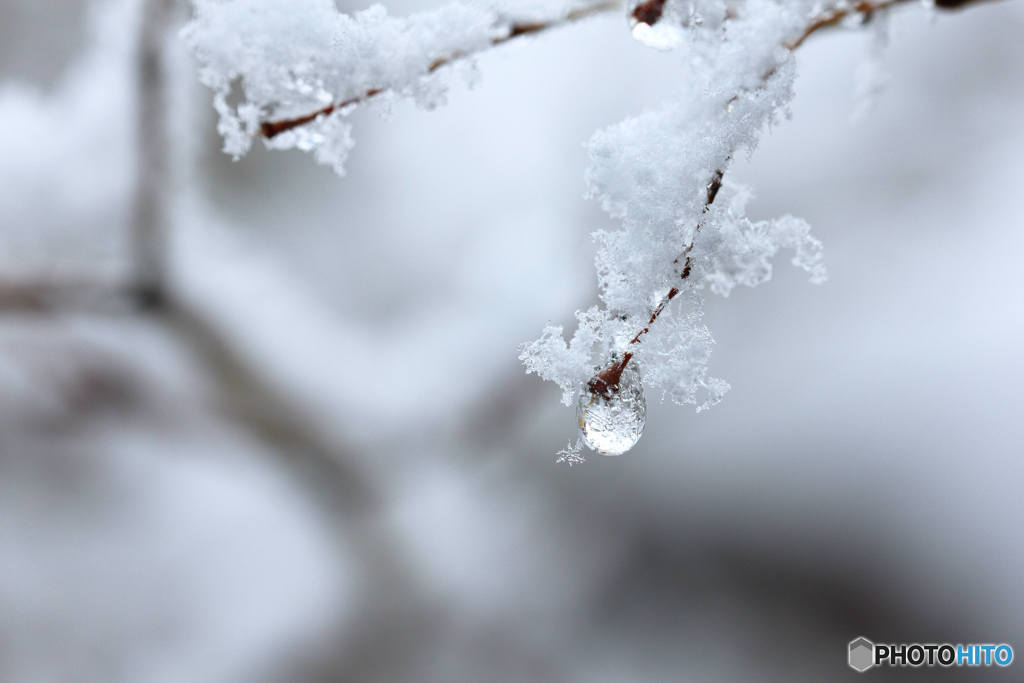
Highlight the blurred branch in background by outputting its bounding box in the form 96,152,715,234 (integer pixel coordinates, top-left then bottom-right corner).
131,0,174,307
162,297,444,680
0,278,134,314
14,0,444,677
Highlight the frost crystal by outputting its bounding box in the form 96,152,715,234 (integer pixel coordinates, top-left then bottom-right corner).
555,439,587,467
577,361,646,456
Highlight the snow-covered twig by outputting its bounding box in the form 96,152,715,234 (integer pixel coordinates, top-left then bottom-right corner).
581,0,998,403
788,0,906,50
257,0,622,140
586,169,723,397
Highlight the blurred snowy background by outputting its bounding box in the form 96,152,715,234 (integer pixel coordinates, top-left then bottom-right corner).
1,0,1022,681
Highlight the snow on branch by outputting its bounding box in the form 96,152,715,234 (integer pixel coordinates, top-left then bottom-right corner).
524,2,823,427
184,0,621,173
522,0,991,460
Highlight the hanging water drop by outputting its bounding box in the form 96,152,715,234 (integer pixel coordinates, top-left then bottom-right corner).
577,360,646,456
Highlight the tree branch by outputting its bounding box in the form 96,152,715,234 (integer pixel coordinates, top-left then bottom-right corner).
787,0,905,50
260,0,623,139
586,0,1001,397
260,0,1000,138
0,279,136,314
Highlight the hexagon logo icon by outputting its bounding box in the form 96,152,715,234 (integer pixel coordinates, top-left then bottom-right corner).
849,636,875,673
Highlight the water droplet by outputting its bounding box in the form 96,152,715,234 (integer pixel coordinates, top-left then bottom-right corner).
577,361,646,456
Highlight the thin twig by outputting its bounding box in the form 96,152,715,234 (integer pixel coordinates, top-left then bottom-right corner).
0,279,136,314
587,169,721,396
787,0,904,50
788,0,1001,50
260,1,623,139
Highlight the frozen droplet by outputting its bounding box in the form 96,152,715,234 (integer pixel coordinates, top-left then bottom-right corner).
630,19,683,50
577,361,646,456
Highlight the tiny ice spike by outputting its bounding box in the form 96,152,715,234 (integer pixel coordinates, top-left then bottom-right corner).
576,361,647,456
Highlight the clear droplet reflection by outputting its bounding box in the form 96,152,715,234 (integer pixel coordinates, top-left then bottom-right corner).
577,362,646,456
